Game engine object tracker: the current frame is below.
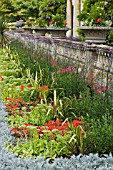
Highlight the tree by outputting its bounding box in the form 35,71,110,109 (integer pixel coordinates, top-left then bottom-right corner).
39,0,66,20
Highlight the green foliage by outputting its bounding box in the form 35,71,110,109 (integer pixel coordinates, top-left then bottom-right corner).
39,0,66,19
0,16,8,48
77,29,86,41
107,30,113,43
0,0,67,23
49,14,67,28
78,0,113,26
36,17,48,27
83,115,113,156
0,0,15,16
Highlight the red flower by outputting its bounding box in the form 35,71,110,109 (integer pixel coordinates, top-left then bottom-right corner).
51,20,54,23
29,22,32,25
27,86,32,88
73,120,82,128
58,125,67,131
25,124,31,126
63,122,68,127
55,119,61,125
37,126,43,135
62,131,65,136
17,98,23,101
96,18,102,23
48,120,55,125
64,21,67,25
48,125,55,131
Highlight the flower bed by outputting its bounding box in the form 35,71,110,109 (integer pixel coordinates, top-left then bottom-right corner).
0,44,113,168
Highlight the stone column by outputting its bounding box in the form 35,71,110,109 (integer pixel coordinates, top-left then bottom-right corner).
66,0,73,37
73,0,81,38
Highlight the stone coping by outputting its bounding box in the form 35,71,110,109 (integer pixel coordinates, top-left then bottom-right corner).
79,26,113,30
5,31,113,55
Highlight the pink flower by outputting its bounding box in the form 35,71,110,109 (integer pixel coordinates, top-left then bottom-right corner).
40,58,45,61
93,84,99,88
101,86,107,91
95,89,102,94
87,79,91,83
88,73,94,79
51,59,58,67
56,70,61,74
87,79,94,83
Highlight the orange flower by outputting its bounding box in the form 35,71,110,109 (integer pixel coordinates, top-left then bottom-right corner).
0,74,4,81
20,85,25,90
10,127,18,133
39,85,49,92
38,95,44,99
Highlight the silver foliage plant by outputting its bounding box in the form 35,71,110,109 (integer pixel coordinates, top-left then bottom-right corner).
0,100,113,169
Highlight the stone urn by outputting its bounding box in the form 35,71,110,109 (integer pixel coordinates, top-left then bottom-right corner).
15,20,24,28
79,26,113,44
23,26,32,34
31,27,47,36
31,27,69,37
46,27,69,38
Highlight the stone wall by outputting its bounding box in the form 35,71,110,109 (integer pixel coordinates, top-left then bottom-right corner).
6,32,113,75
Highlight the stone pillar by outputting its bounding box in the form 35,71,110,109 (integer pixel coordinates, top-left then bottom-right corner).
66,0,73,37
73,0,81,38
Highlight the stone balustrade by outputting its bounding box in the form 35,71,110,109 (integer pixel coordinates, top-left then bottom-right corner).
6,32,113,76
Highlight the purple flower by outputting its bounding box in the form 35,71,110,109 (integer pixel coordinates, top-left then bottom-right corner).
41,16,45,20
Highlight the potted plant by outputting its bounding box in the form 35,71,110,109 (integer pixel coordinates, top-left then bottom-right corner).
31,17,48,36
23,19,36,34
45,14,69,38
32,15,69,37
77,0,113,44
